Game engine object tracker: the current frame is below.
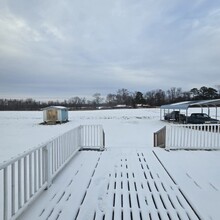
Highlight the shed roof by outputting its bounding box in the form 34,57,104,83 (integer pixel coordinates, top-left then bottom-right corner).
160,99,220,110
42,106,68,110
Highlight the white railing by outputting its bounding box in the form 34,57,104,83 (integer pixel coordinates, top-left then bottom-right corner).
163,124,220,150
0,124,105,220
79,125,105,150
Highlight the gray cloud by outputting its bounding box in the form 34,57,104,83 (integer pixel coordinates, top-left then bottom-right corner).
0,0,220,100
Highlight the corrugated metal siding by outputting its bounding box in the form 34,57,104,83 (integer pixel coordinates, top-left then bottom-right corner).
61,109,68,121
43,110,47,122
57,109,62,122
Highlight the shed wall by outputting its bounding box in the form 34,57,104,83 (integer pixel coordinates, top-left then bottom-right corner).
43,108,68,123
61,109,68,121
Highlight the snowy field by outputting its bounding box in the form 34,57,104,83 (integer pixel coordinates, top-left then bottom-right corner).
0,108,163,163
0,107,219,163
1,108,220,220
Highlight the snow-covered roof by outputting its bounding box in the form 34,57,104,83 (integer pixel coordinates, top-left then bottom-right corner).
42,106,68,110
160,99,220,110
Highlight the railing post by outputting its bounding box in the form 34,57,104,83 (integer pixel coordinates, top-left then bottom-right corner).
100,127,105,151
102,130,105,150
78,125,82,148
4,167,8,220
24,156,28,203
43,144,52,189
18,160,22,209
11,163,16,216
153,133,157,147
165,126,169,150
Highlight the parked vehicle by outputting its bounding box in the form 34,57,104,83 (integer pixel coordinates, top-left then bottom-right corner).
186,113,219,124
164,111,186,122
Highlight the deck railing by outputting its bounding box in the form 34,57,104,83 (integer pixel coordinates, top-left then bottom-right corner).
0,124,105,220
79,125,105,150
154,124,220,150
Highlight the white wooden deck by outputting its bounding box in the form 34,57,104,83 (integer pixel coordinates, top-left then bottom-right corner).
18,148,201,220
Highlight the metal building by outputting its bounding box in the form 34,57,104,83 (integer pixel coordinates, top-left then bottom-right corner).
160,99,220,121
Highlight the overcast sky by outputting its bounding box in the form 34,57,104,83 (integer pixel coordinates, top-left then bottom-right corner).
0,0,220,100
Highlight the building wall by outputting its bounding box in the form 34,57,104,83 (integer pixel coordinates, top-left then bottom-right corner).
61,109,68,121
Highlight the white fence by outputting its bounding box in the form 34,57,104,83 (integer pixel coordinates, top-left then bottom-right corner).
154,124,220,150
0,125,105,220
79,125,105,150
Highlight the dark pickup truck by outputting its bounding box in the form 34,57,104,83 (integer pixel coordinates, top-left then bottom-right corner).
164,111,186,122
164,111,178,121
186,113,219,124
164,112,219,124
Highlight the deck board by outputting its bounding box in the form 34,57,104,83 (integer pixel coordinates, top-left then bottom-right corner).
19,148,201,220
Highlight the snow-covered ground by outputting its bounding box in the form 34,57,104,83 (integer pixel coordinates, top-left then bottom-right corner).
0,108,163,163
1,108,220,220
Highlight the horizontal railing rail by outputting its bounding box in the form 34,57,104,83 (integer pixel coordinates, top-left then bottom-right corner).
0,124,105,220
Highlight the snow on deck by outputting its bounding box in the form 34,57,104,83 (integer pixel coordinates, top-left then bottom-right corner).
154,149,220,220
18,148,200,220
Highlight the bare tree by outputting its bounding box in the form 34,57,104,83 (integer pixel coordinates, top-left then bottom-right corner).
215,85,220,97
68,97,86,109
106,93,117,106
116,88,133,105
92,93,103,105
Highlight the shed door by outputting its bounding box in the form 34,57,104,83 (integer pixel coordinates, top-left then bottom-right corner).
47,109,58,121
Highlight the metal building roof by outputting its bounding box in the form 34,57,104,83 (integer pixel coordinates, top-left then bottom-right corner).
160,99,220,110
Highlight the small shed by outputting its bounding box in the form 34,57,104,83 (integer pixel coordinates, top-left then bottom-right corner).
42,106,68,124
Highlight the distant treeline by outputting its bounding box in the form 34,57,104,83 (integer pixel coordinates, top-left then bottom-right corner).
0,86,219,111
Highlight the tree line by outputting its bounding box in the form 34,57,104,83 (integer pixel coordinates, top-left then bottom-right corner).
0,86,219,111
